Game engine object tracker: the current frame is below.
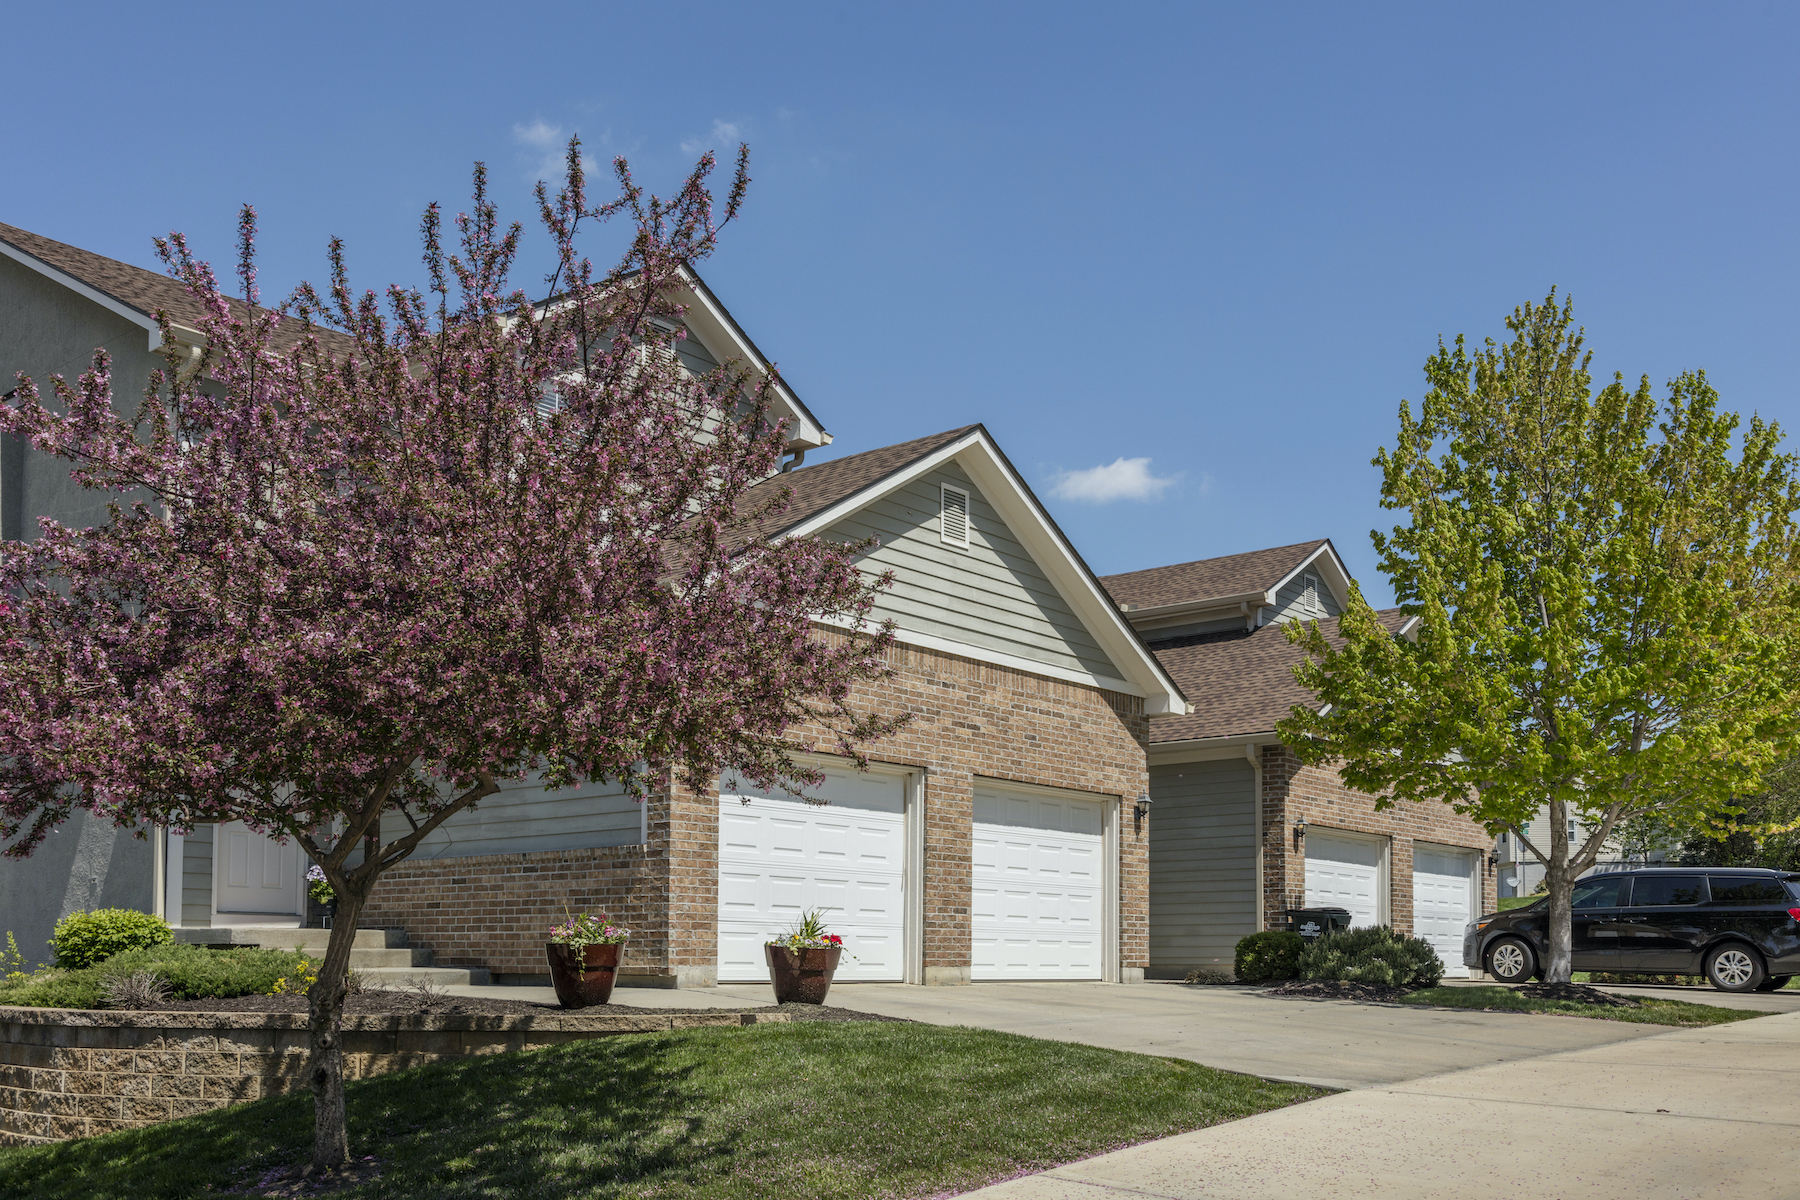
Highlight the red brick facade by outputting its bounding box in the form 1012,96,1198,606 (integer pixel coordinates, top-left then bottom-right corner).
361,637,1151,985
1258,745,1495,935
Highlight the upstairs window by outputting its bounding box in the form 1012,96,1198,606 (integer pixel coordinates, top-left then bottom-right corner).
940,484,971,549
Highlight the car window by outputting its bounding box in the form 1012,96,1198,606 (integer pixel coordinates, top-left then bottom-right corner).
1571,877,1626,909
1707,877,1790,905
1628,875,1707,906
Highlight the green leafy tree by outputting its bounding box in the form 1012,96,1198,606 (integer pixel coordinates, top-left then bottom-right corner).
1278,292,1800,982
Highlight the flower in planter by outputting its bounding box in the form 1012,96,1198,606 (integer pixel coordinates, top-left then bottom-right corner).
548,911,631,953
305,865,335,906
766,909,849,954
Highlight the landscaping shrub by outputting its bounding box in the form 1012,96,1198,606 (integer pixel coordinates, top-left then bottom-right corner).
0,944,316,1009
1234,930,1305,982
49,908,172,969
1299,925,1444,990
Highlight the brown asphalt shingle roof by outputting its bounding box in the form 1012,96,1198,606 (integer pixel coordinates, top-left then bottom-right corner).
730,425,979,545
1146,608,1406,742
1099,540,1329,610
0,220,354,358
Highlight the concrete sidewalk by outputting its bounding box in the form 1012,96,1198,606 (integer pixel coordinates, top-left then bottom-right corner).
961,1009,1800,1200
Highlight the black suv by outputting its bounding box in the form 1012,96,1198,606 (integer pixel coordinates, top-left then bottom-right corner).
1463,867,1800,992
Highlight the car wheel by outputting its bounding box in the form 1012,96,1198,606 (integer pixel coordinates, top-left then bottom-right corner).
1705,944,1766,993
1487,937,1535,984
1754,974,1792,992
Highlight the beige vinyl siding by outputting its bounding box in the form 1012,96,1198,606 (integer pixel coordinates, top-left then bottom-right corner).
825,464,1120,680
409,774,642,860
1268,566,1340,623
1147,759,1258,975
180,824,214,927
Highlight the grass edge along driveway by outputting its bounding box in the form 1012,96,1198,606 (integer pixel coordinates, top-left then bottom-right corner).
0,1021,1324,1200
1399,985,1763,1026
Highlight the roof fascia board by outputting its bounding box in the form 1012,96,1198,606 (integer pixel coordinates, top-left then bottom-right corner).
0,238,164,352
1148,731,1279,762
813,616,1145,697
674,265,829,451
947,436,1187,715
1122,589,1274,623
785,428,1189,714
1270,542,1352,611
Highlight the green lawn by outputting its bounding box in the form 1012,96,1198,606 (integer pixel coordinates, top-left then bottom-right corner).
1495,896,1540,911
0,1022,1323,1200
1401,984,1760,1026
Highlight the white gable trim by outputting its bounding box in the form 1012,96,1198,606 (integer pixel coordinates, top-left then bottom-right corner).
786,428,1189,716
814,617,1144,697
673,266,829,452
1270,542,1352,613
0,238,167,352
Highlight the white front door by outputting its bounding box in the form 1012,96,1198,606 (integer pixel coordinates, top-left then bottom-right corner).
1304,831,1382,928
971,787,1104,980
717,766,908,983
1412,846,1476,978
215,821,303,915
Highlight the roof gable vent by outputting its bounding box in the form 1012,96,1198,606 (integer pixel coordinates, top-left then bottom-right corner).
940,483,971,549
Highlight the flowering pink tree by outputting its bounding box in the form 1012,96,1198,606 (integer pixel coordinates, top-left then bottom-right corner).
0,142,901,1172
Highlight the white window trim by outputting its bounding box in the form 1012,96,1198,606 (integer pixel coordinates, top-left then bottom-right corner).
939,483,971,550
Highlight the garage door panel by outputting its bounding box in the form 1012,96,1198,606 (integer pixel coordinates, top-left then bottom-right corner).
972,787,1106,981
1304,832,1382,928
718,768,907,983
1413,847,1474,979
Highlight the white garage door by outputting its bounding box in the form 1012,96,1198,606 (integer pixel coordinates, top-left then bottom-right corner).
972,787,1104,980
1303,831,1382,928
1412,846,1475,978
717,767,907,983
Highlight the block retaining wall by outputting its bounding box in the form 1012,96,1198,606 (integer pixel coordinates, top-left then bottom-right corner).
0,1005,790,1145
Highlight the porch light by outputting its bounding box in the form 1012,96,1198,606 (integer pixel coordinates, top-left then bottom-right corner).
1134,794,1153,819
1293,817,1307,837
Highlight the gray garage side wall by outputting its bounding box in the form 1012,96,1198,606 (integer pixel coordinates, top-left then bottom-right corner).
0,813,155,970
1147,758,1257,977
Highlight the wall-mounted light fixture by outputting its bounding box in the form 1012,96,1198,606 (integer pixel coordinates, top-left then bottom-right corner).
1292,816,1306,850
1134,794,1153,820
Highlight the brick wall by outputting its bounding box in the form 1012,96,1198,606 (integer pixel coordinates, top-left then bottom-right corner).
1259,746,1496,934
361,636,1150,985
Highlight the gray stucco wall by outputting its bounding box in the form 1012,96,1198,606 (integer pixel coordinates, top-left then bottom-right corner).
1148,758,1258,977
0,255,166,543
0,812,155,969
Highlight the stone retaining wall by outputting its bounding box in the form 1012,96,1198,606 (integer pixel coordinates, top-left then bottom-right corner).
0,1005,789,1145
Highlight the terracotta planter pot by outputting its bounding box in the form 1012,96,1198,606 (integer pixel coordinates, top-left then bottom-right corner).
765,944,841,1004
546,942,622,1009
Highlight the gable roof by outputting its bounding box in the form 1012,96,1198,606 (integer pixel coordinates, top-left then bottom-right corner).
741,425,1189,715
0,220,354,358
1145,608,1409,743
1100,540,1330,611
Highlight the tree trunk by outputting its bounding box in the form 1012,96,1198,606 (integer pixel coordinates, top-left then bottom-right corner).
1542,798,1573,983
306,886,366,1173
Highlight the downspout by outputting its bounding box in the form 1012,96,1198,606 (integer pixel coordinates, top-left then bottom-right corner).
1247,742,1263,932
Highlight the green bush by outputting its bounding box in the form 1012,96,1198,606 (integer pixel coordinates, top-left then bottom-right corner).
1299,925,1444,990
50,908,172,969
0,944,316,1009
1234,930,1305,982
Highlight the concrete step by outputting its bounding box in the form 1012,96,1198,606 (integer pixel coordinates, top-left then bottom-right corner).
174,926,408,952
345,947,432,969
357,966,492,988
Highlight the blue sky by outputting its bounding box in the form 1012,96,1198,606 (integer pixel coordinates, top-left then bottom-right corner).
10,3,1797,605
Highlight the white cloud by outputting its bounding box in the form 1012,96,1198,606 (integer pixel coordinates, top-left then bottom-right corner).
1047,457,1178,503
512,119,598,182
681,119,742,156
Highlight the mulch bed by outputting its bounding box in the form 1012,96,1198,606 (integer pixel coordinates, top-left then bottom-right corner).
1261,980,1411,1003
1518,981,1642,1008
143,990,911,1022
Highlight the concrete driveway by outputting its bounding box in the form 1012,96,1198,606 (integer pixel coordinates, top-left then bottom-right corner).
806,980,1678,1089
961,1008,1800,1200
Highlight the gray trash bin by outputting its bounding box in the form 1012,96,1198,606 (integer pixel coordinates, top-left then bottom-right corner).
1286,907,1352,941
